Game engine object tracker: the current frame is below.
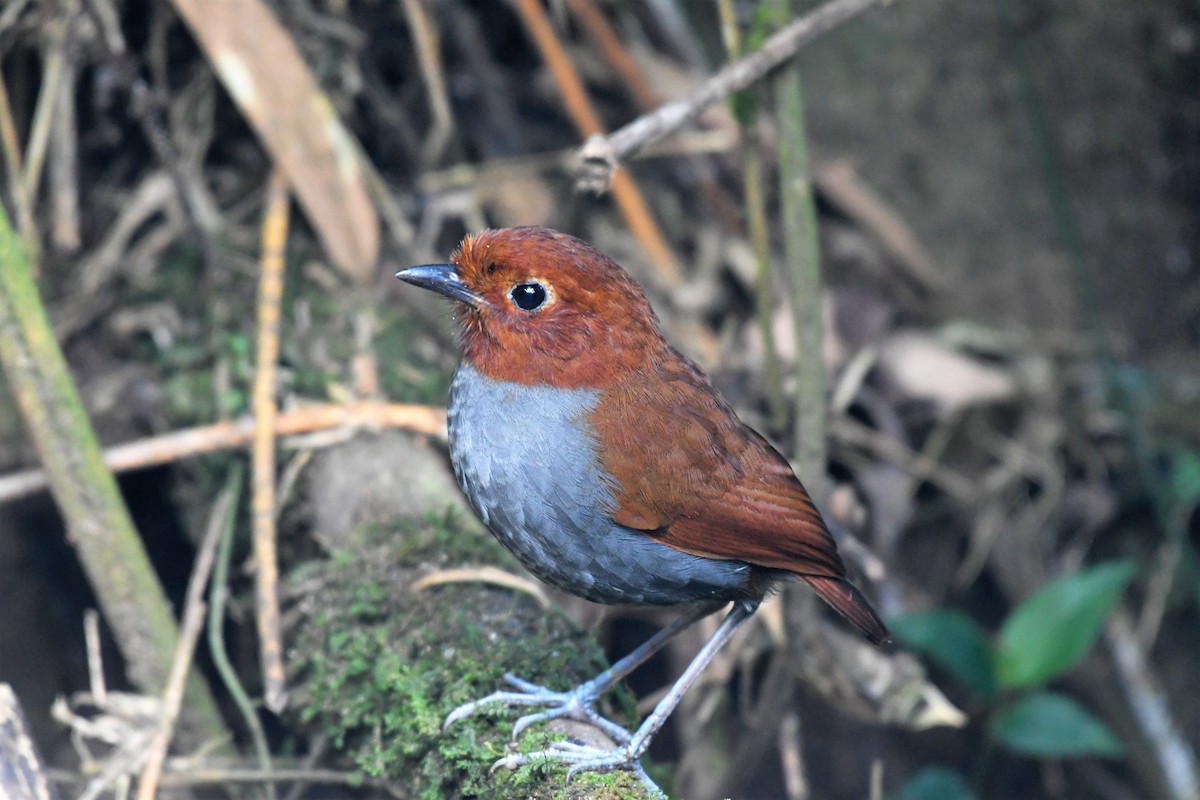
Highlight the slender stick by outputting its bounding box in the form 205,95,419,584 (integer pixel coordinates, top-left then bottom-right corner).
578,0,888,191
400,0,454,165
253,172,290,713
0,67,35,241
22,19,68,213
136,472,240,800
0,402,446,505
1106,610,1200,800
206,464,276,800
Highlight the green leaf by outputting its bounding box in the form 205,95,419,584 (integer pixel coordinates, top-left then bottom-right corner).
890,610,996,697
895,767,976,800
996,561,1136,688
990,691,1123,758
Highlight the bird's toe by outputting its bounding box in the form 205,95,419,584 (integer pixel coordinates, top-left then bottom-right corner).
448,674,631,743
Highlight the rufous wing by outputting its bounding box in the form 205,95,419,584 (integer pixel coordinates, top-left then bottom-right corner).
594,359,888,644
650,451,889,645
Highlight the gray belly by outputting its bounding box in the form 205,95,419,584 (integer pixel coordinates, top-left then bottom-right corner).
446,363,751,605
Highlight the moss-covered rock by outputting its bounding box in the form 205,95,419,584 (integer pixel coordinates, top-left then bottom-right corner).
287,513,655,799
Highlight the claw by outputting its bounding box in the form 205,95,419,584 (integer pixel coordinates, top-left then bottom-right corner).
443,689,555,730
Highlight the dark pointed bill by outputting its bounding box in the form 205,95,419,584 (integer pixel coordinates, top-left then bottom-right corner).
395,264,483,306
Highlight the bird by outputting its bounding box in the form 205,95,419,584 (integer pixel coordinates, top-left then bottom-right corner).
395,226,887,794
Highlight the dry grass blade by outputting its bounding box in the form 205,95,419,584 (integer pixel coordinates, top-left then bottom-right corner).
411,566,552,608
170,0,379,282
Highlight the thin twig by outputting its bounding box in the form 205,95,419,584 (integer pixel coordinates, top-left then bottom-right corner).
416,131,737,196
135,476,239,800
0,0,34,34
400,0,454,165
205,463,276,800
48,36,81,252
869,759,884,800
0,402,447,504
1137,521,1186,648
22,17,69,213
778,711,808,800
253,171,290,714
0,65,35,241
1105,610,1200,800
577,0,887,192
155,766,385,789
830,416,975,500
83,610,107,707
815,160,942,293
411,566,551,608
0,684,62,800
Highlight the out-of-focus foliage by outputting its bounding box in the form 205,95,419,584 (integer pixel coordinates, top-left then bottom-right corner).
892,561,1135,788
995,561,1137,689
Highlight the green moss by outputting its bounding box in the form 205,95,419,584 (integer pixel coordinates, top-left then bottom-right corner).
289,514,649,799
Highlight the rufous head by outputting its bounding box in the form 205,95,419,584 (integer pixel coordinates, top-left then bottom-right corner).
396,227,667,387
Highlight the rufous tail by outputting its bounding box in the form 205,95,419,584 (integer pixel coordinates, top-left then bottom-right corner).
800,575,890,644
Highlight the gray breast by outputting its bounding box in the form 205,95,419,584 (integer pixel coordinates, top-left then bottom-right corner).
446,363,751,605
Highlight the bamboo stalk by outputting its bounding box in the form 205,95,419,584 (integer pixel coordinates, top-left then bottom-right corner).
0,203,226,741
774,5,827,499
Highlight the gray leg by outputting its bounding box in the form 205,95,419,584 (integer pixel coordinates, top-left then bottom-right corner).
491,599,760,795
444,601,724,743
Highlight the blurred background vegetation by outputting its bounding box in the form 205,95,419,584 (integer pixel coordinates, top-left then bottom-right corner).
0,0,1197,799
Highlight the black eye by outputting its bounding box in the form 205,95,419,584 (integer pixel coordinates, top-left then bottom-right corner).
510,282,547,311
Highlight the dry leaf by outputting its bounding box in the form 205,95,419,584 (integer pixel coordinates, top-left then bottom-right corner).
878,331,1017,413
172,0,379,282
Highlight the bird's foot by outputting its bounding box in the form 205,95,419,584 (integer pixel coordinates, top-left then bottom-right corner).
444,673,631,744
492,740,663,798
